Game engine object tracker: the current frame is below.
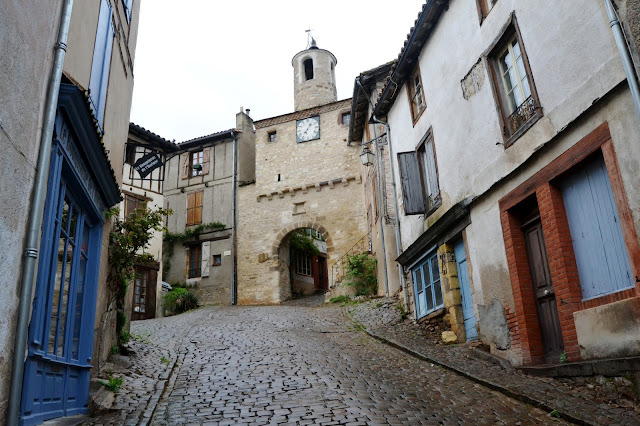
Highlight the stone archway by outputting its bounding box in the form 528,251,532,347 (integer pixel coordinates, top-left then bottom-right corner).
270,221,334,302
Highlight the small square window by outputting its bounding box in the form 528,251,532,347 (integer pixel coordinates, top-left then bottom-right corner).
212,254,222,266
341,112,351,126
268,131,277,142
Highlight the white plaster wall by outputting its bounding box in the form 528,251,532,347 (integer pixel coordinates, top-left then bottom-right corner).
387,0,625,251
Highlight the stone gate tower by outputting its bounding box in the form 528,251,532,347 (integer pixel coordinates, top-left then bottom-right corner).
292,38,338,111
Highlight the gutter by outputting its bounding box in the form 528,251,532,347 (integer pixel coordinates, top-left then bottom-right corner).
604,0,640,122
7,1,75,425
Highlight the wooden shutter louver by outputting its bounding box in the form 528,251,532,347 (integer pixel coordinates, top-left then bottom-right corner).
398,152,425,215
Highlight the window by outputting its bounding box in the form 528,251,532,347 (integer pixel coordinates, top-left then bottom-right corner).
188,245,202,278
190,150,204,177
295,251,312,276
124,193,146,217
186,191,203,226
407,65,426,123
477,0,497,22
89,0,114,129
268,131,277,142
212,254,222,266
488,19,541,146
125,143,136,165
397,130,440,216
412,251,444,318
304,58,314,80
341,112,351,126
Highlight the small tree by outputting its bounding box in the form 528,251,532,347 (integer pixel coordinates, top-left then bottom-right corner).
344,253,377,296
99,206,170,370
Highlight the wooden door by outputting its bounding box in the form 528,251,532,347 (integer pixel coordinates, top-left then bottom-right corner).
454,240,478,341
317,256,328,291
522,217,564,363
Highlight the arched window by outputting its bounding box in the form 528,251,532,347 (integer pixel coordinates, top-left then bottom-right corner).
304,58,314,80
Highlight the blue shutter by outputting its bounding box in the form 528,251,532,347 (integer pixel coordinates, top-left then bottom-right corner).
89,0,114,129
124,0,133,22
561,154,633,300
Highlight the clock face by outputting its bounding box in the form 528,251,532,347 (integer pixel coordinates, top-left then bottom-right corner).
296,116,320,142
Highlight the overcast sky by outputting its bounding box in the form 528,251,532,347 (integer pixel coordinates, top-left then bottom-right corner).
130,1,426,142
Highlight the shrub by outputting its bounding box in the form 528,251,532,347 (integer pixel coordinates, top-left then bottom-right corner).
163,287,199,315
344,253,377,296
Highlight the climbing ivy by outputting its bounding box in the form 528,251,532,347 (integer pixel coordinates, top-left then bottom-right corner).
344,253,378,296
289,229,320,256
162,222,226,274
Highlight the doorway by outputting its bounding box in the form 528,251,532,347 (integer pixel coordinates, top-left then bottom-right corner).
521,210,564,363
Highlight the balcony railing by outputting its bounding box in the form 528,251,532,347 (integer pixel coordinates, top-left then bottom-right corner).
506,96,539,136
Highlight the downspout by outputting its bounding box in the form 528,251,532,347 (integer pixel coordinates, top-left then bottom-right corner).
372,128,390,297
371,116,409,312
604,0,640,121
230,130,238,305
7,1,74,425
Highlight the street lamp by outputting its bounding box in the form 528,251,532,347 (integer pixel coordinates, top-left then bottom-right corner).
192,164,202,172
359,144,375,167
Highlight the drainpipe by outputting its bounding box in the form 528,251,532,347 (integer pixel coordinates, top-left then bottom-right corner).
7,1,74,425
604,0,640,121
371,116,409,312
372,130,390,297
230,130,238,305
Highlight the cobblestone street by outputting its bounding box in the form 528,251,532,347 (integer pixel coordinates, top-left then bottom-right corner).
84,300,567,425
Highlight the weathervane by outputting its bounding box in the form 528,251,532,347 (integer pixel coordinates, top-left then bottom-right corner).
305,28,316,49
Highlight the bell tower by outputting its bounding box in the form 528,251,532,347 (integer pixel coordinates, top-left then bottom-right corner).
292,38,338,111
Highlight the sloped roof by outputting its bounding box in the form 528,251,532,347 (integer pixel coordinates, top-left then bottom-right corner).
129,122,178,152
373,0,449,118
348,61,395,143
254,99,352,129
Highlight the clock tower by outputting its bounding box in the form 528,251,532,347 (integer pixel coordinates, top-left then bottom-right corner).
292,38,338,111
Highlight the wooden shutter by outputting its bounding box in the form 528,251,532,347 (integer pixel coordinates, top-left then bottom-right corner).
187,192,195,225
147,268,157,319
180,154,189,180
194,191,203,224
560,155,633,299
88,0,114,128
397,152,425,215
201,241,210,277
202,148,210,175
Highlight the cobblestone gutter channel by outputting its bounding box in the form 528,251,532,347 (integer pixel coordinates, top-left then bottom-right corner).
345,298,640,426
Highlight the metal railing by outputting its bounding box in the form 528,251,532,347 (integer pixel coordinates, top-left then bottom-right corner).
330,232,371,288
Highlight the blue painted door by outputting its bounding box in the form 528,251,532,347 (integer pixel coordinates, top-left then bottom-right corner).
20,145,102,425
560,153,633,300
454,239,478,341
412,251,444,319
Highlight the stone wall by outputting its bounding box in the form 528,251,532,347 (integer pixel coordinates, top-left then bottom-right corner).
237,100,368,304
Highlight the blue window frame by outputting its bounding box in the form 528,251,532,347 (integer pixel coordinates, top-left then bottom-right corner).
411,250,444,318
89,0,114,129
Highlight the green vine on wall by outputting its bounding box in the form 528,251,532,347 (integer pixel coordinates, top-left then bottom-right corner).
289,229,320,256
162,222,226,275
344,253,378,296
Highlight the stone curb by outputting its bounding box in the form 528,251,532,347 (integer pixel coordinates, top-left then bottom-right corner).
342,308,588,426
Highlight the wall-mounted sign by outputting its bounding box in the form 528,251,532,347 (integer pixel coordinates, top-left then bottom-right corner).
133,153,163,178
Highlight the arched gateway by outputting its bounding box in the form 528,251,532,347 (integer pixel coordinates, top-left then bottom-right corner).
272,222,333,301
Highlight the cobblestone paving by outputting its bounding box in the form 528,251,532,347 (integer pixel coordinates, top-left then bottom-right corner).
348,298,640,425
135,303,565,425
